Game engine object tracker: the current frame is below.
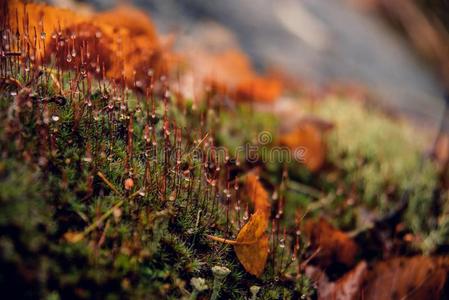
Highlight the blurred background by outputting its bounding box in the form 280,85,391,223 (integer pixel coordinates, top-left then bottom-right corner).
50,0,449,132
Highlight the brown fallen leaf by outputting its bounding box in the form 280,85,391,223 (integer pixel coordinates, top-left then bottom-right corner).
207,210,269,277
245,174,271,222
279,118,332,172
362,256,449,300
306,261,368,300
304,218,359,268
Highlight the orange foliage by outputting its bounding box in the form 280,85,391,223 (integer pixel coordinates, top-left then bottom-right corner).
363,256,449,300
207,174,272,277
234,210,269,277
185,48,282,103
307,261,368,300
45,22,114,75
304,218,359,268
6,1,170,88
245,173,271,221
235,76,283,103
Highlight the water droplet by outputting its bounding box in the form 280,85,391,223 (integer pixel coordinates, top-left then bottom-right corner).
51,115,60,122
40,32,46,40
66,53,72,63
95,31,102,38
71,49,76,57
83,157,92,163
10,91,17,96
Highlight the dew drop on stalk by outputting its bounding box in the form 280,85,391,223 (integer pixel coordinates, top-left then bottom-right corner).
40,32,46,40
66,53,72,63
71,49,76,57
51,115,60,122
10,91,17,96
279,239,285,248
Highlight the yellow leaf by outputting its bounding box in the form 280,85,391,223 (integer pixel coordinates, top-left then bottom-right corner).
234,210,269,277
245,174,271,222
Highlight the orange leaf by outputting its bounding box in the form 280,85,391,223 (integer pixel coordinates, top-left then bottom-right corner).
304,218,359,268
307,261,368,300
363,256,449,300
234,210,269,277
245,174,271,221
279,118,332,172
206,210,269,277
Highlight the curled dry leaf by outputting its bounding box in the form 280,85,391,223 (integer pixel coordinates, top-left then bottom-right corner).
279,118,333,172
306,261,368,300
308,256,449,300
362,256,449,300
304,218,359,268
234,210,269,277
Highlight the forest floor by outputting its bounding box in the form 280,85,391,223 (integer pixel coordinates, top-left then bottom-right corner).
1,1,449,299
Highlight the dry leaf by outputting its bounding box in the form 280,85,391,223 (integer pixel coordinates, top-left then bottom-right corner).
279,118,332,172
304,218,359,268
245,174,271,221
363,256,449,300
234,210,269,277
307,261,368,300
